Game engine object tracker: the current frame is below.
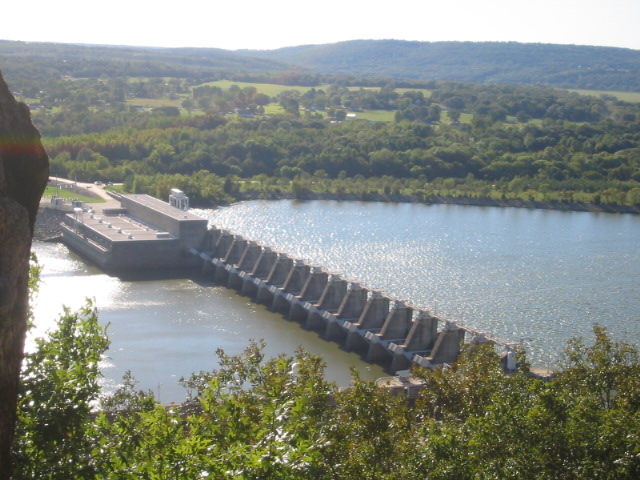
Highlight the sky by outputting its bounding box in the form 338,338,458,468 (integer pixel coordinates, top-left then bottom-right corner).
3,0,640,51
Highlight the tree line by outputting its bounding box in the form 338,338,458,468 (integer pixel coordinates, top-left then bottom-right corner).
34,81,640,207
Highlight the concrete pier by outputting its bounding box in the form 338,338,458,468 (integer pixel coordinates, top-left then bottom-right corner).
282,260,310,294
213,231,234,259
266,254,293,286
239,272,260,298
336,284,369,321
298,269,328,302
212,258,230,284
417,323,466,367
305,276,347,332
390,311,439,371
344,292,391,352
222,237,247,265
251,248,277,279
304,304,327,333
287,270,328,322
237,242,261,272
208,228,223,253
366,302,413,363
317,276,348,312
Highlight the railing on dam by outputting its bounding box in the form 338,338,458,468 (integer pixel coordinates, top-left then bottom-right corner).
190,227,517,374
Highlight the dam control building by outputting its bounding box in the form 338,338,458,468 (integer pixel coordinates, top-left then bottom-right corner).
61,189,208,272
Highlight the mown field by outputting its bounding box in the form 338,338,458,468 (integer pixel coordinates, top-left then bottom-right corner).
43,186,103,203
571,89,640,103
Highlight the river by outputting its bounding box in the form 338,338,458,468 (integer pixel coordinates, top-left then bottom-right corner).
32,200,640,402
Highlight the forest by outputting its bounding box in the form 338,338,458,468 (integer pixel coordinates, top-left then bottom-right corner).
245,40,640,92
3,39,640,92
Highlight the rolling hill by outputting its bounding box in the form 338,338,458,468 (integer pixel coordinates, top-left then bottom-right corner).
1,39,639,91
241,40,640,91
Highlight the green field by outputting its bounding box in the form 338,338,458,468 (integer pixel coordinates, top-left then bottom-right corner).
43,186,103,203
348,110,396,122
126,97,185,108
202,80,319,97
570,89,640,103
201,80,435,98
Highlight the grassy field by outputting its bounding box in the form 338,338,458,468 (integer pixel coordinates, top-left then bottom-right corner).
201,80,434,98
122,78,640,125
126,97,185,108
570,89,640,103
43,186,103,203
349,110,396,122
201,80,319,97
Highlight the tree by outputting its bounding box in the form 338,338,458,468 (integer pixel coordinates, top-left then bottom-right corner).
281,97,300,117
12,300,109,478
447,109,461,123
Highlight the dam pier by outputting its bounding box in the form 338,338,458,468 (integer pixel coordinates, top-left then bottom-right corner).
60,190,516,375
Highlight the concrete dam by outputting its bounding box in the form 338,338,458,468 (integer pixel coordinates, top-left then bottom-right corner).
194,227,515,374
61,190,516,375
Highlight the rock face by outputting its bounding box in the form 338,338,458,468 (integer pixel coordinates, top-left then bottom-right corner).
0,69,49,476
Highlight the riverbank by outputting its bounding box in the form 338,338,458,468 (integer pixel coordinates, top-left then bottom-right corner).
218,191,640,215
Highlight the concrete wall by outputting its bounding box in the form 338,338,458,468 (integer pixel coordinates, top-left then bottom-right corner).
62,223,201,272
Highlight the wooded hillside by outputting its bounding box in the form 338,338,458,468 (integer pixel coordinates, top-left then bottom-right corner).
2,39,640,91
244,40,640,91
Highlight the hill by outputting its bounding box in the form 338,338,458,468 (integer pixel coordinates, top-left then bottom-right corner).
0,40,292,86
242,39,640,91
1,39,640,92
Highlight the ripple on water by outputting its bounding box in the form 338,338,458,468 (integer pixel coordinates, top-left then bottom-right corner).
197,201,640,367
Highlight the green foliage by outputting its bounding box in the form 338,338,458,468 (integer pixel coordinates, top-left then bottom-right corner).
12,300,109,479
3,40,640,208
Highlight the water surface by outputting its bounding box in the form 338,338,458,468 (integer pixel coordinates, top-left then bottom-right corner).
32,200,639,401
197,201,640,367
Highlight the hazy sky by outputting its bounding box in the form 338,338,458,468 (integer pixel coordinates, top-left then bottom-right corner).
3,0,639,51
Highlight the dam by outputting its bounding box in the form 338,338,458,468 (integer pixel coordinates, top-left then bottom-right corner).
61,190,517,374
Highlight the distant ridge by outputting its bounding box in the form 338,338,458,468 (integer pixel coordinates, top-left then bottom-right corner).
2,38,639,91
240,39,640,91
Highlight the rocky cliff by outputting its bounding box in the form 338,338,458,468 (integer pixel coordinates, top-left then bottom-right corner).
0,69,49,476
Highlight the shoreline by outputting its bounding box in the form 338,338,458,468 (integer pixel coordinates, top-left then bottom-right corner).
203,191,640,215
36,194,639,242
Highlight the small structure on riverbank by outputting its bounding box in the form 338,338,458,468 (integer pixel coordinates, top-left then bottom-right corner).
60,190,208,272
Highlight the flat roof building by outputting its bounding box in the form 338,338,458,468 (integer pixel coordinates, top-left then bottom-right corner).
61,192,208,273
